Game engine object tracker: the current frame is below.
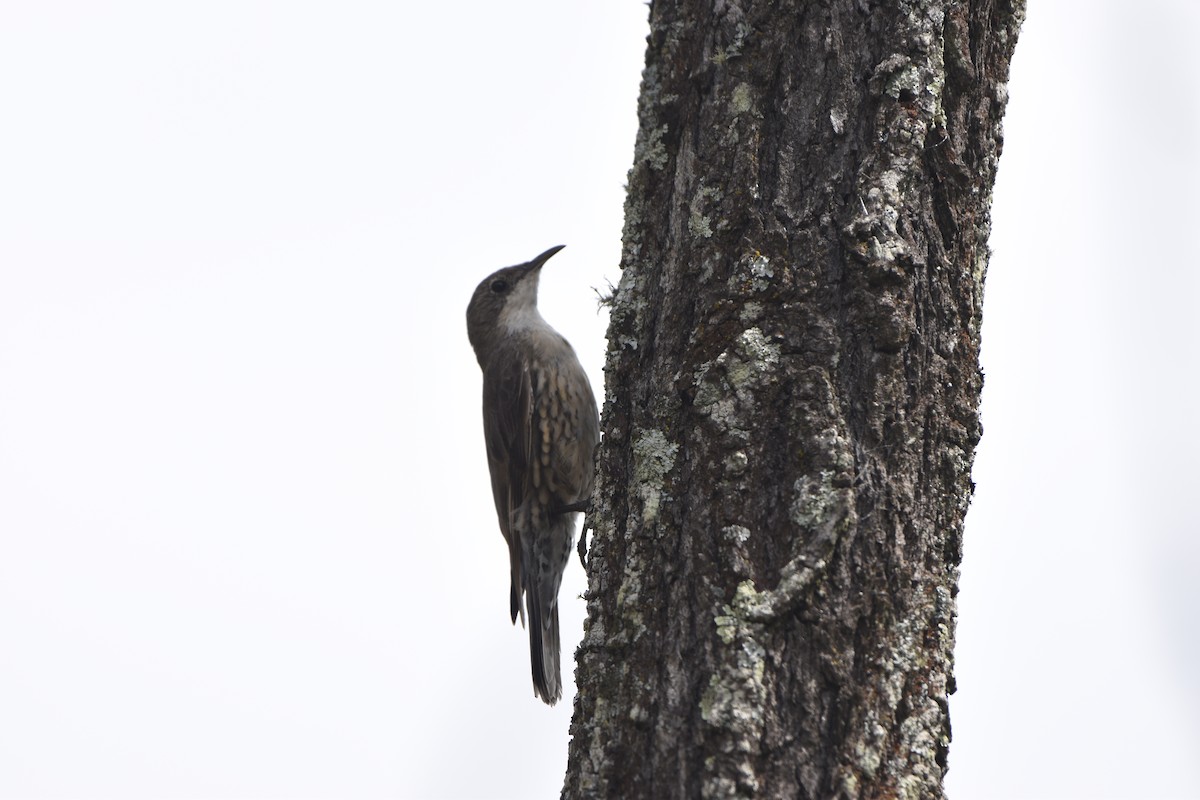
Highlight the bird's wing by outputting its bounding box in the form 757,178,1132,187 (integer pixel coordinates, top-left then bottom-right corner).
483,350,534,625
544,357,601,505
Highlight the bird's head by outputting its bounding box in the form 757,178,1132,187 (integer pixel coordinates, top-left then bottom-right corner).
466,245,565,363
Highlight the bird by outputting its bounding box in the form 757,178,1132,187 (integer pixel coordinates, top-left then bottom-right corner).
466,245,600,705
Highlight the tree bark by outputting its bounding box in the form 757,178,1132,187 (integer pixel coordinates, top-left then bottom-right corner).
564,1,1023,798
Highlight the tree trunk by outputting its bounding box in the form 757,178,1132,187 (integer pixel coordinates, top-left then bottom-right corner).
564,1,1023,798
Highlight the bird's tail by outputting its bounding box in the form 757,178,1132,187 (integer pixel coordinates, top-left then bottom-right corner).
528,600,561,705
518,507,575,705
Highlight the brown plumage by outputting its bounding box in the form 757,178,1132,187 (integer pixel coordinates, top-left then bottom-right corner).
466,245,599,705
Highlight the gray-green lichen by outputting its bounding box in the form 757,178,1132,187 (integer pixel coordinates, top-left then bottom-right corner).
711,21,750,65
715,467,855,624
642,124,671,171
702,580,770,798
731,82,754,115
730,252,774,294
631,61,676,173
608,262,646,353
853,717,888,777
789,469,842,531
722,524,751,544
689,186,722,239
614,572,645,633
830,106,848,135
738,301,763,324
689,209,713,238
733,327,779,373
840,579,956,798
885,62,923,100
847,8,950,279
692,328,782,440
632,429,678,524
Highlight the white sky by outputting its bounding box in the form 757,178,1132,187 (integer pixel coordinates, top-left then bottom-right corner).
0,2,1196,799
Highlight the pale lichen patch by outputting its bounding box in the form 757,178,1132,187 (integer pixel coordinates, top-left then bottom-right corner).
632,429,678,524
641,124,670,171
689,210,713,238
830,106,847,135
730,328,780,388
703,578,770,797
731,82,754,115
743,253,773,292
692,327,782,440
722,524,751,544
738,301,763,324
789,469,840,530
689,186,722,239
886,63,923,99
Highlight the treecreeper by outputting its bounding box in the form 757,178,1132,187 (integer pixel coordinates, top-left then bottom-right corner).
466,245,600,705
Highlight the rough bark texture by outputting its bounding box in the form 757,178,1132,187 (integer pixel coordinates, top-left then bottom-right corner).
565,1,1023,798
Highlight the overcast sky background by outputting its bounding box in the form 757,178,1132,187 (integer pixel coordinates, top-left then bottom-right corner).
1,2,1197,799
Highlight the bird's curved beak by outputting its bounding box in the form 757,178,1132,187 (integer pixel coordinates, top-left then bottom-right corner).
528,244,566,271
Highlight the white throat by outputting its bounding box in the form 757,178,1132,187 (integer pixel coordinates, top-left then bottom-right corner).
499,276,550,333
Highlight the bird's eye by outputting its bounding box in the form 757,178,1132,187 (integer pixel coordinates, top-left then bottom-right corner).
490,279,509,294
